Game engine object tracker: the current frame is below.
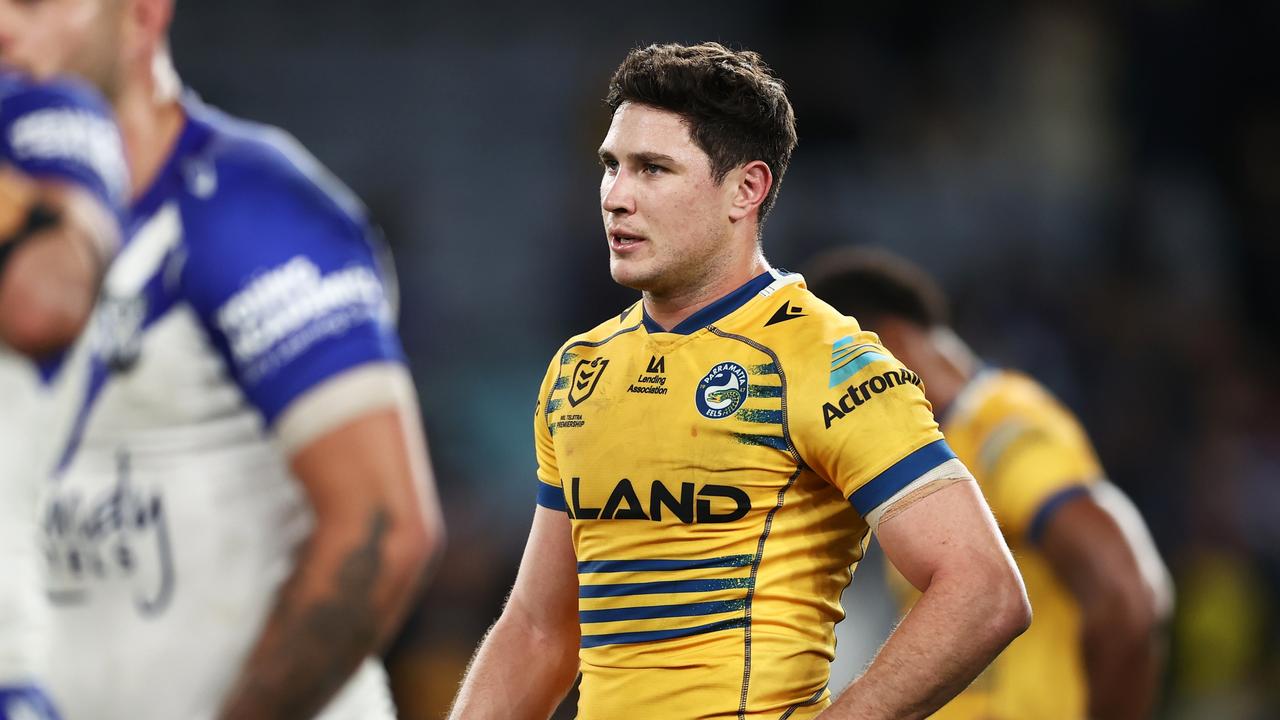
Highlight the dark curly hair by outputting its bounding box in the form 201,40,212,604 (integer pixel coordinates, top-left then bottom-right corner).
606,42,798,224
803,247,951,329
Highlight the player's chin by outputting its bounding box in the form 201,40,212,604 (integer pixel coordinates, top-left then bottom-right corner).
608,257,656,291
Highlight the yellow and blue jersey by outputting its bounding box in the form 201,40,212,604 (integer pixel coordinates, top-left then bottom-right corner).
534,270,956,719
889,369,1103,720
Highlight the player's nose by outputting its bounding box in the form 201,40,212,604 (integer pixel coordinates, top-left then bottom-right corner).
601,170,636,216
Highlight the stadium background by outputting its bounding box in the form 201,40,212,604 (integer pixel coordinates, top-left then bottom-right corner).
169,2,1278,717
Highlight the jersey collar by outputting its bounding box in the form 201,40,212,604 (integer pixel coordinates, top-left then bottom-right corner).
642,270,779,335
130,93,212,223
937,364,1000,430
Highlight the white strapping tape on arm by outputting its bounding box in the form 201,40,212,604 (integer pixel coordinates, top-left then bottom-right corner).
274,361,417,456
1091,480,1176,620
865,458,975,532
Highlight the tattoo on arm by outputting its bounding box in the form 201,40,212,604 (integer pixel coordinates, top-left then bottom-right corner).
219,509,391,720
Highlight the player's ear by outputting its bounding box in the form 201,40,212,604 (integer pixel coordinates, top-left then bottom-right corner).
727,160,772,222
124,0,174,54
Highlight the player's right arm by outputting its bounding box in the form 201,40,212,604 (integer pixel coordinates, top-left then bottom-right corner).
448,355,581,720
792,327,1028,719
448,507,581,719
0,78,125,357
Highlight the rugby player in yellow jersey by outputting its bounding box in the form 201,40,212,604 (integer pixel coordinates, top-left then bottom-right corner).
449,43,1029,720
806,248,1174,720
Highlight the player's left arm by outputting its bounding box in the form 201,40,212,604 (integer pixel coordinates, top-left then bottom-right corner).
216,365,444,720
179,169,444,718
1039,487,1167,720
822,477,1030,720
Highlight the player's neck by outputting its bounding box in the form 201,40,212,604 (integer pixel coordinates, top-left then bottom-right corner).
923,327,979,413
114,55,186,202
643,252,770,331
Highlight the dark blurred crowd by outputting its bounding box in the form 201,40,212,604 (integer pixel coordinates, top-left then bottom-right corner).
168,2,1278,717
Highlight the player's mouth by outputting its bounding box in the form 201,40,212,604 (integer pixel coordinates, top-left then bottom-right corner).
608,230,648,253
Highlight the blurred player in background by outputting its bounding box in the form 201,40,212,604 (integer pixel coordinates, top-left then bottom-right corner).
0,69,126,720
450,42,1029,720
806,247,1174,720
0,0,444,718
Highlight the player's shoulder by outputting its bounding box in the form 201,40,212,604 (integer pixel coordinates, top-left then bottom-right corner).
750,275,878,359
535,301,640,384
747,277,924,423
566,301,645,348
176,95,367,235
963,368,1086,443
167,97,394,330
985,370,1072,418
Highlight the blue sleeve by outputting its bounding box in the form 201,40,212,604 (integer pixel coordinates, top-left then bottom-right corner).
180,149,405,425
0,73,127,209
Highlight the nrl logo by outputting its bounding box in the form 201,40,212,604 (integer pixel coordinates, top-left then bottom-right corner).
568,357,609,407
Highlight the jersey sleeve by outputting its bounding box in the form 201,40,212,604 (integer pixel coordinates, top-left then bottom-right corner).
180,152,404,428
533,350,567,511
978,410,1103,543
0,75,127,209
791,330,955,522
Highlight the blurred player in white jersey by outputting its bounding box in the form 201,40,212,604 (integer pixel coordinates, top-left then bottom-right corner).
0,68,126,720
0,1,445,718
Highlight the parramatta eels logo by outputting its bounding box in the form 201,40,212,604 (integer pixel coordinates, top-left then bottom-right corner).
695,361,749,419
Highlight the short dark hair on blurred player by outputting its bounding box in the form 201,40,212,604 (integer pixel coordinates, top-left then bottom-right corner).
606,42,798,221
803,247,950,329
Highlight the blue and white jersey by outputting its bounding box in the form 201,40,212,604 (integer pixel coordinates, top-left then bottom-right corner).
0,70,127,208
0,72,125,693
38,95,401,720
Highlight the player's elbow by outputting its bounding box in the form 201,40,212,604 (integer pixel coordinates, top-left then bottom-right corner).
382,510,445,594
1123,587,1161,642
501,588,581,670
983,561,1032,644
997,585,1032,644
411,510,447,578
936,554,1030,648
999,581,1033,642
1087,576,1161,650
500,599,580,681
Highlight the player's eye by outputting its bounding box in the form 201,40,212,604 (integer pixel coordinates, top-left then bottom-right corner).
600,158,619,174
642,163,665,175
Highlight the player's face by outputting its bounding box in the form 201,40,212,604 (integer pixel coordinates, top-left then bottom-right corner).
867,318,930,382
599,102,737,296
0,0,125,96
